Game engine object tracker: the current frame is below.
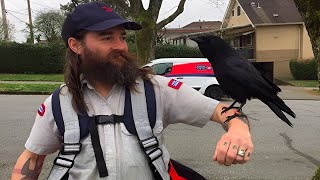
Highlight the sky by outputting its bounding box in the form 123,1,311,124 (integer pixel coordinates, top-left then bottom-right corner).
1,0,229,42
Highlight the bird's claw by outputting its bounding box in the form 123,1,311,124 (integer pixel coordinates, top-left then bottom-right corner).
221,106,240,114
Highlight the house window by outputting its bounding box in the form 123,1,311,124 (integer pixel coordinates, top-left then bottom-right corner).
247,34,253,45
232,10,234,16
237,6,241,16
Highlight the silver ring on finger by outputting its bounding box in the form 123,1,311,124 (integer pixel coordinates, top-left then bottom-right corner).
237,149,246,157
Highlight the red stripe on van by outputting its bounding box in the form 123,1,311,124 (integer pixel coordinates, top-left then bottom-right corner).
169,62,214,76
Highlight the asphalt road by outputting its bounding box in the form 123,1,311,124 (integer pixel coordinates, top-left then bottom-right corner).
0,95,319,180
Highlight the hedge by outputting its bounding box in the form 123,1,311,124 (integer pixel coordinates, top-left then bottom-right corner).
289,59,318,80
0,42,202,74
0,42,65,74
155,44,202,58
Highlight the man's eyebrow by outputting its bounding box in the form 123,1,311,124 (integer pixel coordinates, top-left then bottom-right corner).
97,31,127,36
97,31,113,36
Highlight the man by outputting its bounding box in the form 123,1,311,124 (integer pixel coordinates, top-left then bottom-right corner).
11,2,253,180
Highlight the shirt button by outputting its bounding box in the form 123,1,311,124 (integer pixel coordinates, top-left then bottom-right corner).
108,149,112,153
107,124,111,127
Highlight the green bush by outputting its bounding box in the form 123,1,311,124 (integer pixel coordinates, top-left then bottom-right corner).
313,166,320,180
128,43,203,59
155,44,202,59
289,59,318,80
0,42,202,74
0,42,65,74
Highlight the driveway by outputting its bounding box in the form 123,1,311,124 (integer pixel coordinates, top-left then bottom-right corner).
277,85,320,100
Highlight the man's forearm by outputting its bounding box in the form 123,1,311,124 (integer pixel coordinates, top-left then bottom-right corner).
11,149,45,180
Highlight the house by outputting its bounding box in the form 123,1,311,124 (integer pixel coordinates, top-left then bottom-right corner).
159,21,221,47
218,0,314,79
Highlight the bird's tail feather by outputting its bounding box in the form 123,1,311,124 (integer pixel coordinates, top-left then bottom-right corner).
272,96,296,118
263,100,294,127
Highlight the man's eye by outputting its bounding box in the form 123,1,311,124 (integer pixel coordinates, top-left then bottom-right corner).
121,36,126,40
103,36,112,40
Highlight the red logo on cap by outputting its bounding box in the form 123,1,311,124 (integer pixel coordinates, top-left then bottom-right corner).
102,6,113,12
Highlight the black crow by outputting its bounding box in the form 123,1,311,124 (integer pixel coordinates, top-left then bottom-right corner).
191,35,295,127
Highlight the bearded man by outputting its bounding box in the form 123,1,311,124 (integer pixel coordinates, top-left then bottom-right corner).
11,2,252,180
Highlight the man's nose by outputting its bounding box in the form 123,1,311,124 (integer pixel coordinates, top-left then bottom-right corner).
112,37,127,50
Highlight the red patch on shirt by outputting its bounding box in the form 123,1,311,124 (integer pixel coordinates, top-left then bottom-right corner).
38,103,46,116
168,79,183,90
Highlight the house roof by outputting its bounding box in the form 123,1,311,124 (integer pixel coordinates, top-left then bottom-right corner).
159,21,222,35
182,21,222,29
238,0,303,25
159,28,211,34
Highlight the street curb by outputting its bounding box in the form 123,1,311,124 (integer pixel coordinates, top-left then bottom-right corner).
0,91,52,95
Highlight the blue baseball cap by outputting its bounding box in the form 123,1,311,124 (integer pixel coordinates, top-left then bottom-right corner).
61,2,142,43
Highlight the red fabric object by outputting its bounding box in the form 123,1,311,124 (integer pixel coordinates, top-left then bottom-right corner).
169,161,187,180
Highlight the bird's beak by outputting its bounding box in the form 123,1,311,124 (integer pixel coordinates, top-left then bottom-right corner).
189,36,202,43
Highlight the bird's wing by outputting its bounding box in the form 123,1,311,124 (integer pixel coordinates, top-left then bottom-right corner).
218,56,279,96
217,56,296,124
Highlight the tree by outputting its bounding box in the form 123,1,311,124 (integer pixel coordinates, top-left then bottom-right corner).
61,0,187,64
0,19,15,41
60,0,91,16
33,10,65,43
294,0,320,90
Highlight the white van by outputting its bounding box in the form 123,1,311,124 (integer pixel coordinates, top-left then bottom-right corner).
144,58,223,100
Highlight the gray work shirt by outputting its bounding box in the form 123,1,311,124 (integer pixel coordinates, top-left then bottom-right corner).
25,75,219,180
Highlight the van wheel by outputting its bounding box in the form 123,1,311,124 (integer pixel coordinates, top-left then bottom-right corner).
205,86,223,100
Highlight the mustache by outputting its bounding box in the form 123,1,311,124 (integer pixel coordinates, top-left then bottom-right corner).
108,50,132,61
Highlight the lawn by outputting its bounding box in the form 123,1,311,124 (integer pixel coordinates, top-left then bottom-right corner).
0,74,63,82
288,80,318,87
0,83,60,93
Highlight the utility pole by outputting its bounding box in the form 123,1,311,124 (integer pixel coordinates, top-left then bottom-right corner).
0,0,9,40
27,0,34,44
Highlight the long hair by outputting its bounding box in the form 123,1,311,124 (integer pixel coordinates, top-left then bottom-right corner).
63,31,152,114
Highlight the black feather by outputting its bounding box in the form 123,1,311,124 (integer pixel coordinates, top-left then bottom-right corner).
191,35,296,127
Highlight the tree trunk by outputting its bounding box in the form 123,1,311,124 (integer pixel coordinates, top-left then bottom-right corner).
132,0,187,65
309,36,320,90
294,0,320,90
135,24,157,65
134,9,157,65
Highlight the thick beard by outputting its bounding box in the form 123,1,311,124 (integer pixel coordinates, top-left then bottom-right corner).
80,47,140,87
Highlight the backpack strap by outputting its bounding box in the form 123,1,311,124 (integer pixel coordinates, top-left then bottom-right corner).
50,87,108,178
52,87,90,139
130,78,170,180
48,86,82,180
123,80,156,135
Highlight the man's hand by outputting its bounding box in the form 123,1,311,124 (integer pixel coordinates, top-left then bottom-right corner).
211,103,253,166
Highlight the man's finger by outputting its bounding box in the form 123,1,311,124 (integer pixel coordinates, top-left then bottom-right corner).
224,143,239,166
215,140,230,165
234,146,246,163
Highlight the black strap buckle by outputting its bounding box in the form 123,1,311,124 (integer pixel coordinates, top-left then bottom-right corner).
95,115,123,124
54,156,74,168
139,136,159,151
61,143,82,155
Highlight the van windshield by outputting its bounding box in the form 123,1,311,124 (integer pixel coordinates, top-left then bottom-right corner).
151,63,173,75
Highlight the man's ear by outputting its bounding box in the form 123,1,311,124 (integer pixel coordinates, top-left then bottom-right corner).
68,37,83,54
